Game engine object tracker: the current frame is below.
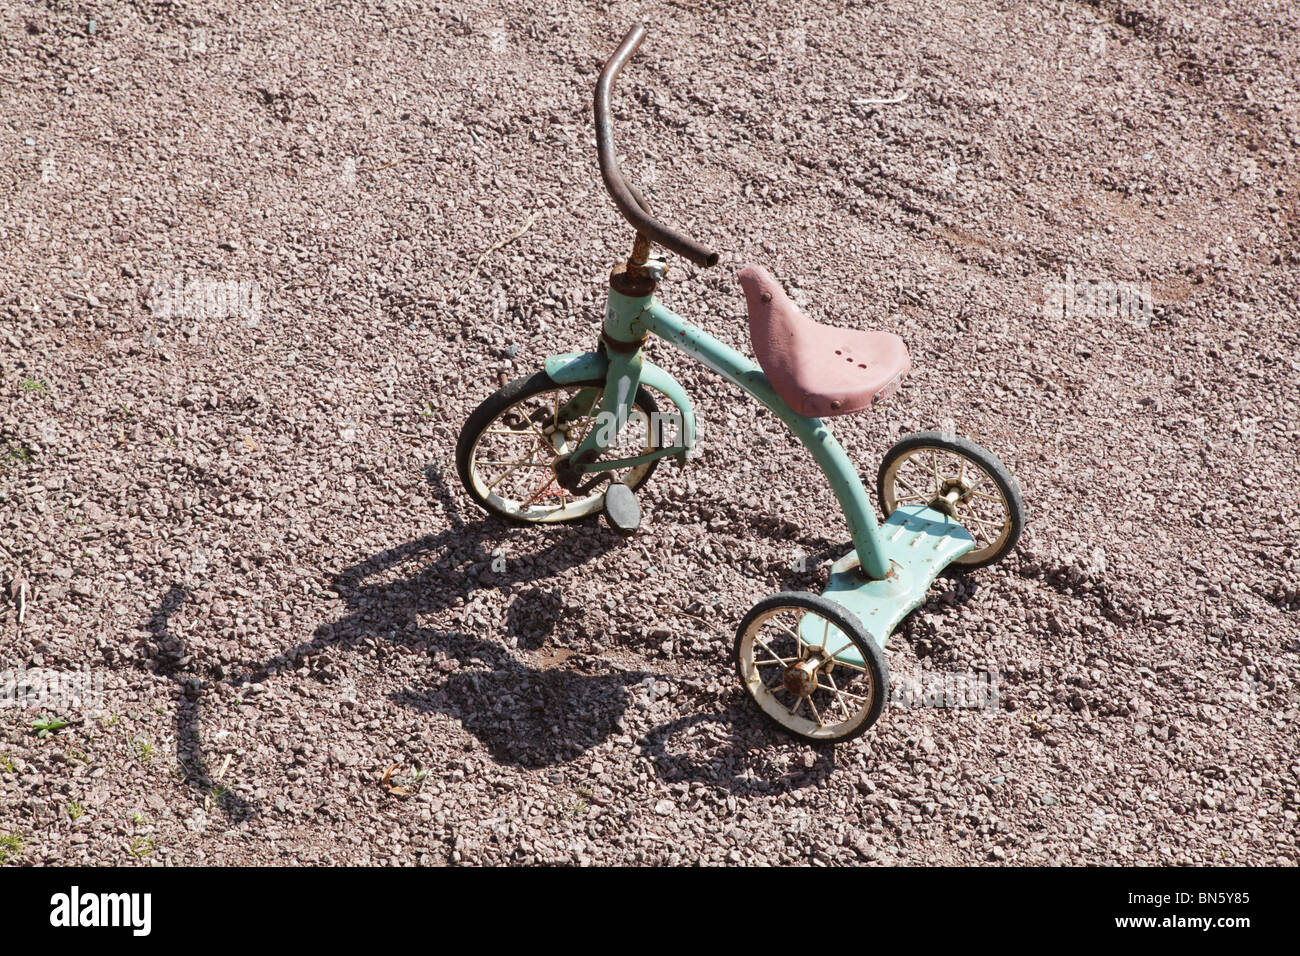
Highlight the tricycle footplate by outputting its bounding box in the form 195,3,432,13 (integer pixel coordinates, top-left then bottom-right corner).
801,505,975,665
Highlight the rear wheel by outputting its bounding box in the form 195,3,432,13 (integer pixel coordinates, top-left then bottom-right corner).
456,371,663,524
877,431,1024,568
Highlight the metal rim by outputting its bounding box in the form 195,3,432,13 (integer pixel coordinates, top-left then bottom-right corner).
736,605,879,741
881,445,1013,564
466,385,657,522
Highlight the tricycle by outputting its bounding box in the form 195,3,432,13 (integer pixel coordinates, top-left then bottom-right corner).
456,25,1024,742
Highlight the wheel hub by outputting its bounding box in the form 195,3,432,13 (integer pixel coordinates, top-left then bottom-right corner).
782,656,822,697
549,429,572,454
929,477,969,517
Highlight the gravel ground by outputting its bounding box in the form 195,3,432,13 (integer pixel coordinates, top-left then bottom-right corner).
1,0,1297,866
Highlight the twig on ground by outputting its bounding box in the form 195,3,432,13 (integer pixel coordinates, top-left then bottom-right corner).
363,154,413,173
460,211,541,290
669,604,728,637
853,91,910,105
7,566,28,635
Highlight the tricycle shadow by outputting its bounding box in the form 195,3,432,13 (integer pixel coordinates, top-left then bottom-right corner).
638,714,838,794
258,484,645,769
151,466,845,818
327,517,838,788
318,466,832,783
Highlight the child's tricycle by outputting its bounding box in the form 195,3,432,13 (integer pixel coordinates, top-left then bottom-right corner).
457,25,1024,742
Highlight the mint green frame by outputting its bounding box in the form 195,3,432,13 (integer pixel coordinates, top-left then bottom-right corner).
545,287,976,653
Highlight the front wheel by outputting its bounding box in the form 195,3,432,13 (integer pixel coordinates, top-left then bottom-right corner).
877,431,1024,568
456,371,664,524
733,593,888,743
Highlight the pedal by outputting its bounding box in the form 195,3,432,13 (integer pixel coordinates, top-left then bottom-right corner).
602,482,641,536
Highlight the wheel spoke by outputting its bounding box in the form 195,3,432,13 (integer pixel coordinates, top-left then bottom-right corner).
792,612,811,658
569,390,605,444
824,680,868,704
754,635,794,665
807,695,824,727
774,623,803,644
511,399,553,446
958,503,998,544
484,451,546,491
823,671,844,719
830,658,869,674
902,456,941,496
963,496,1002,529
896,471,932,500
823,672,858,720
826,641,856,661
522,474,561,507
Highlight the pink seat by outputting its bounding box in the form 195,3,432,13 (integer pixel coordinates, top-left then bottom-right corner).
738,265,910,418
